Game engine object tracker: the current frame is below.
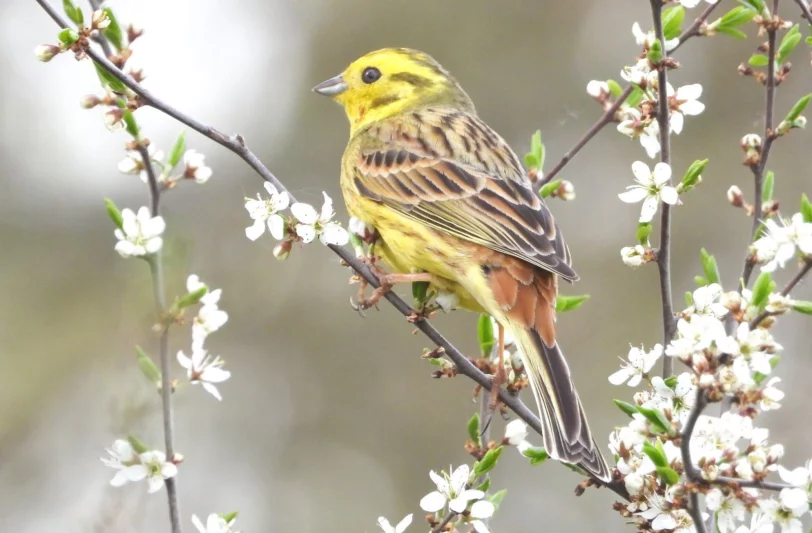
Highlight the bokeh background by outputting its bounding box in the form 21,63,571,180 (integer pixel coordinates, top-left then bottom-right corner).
2,0,811,531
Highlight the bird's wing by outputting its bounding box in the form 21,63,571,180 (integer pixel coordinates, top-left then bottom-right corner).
351,110,576,280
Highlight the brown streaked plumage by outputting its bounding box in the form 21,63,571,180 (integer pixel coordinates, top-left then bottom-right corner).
315,48,610,480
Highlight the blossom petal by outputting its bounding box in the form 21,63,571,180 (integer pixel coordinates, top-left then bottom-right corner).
639,195,659,223
419,491,446,512
619,188,649,203
680,100,705,116
652,162,672,186
631,161,652,184
608,367,632,385
201,382,223,401
291,203,318,224
268,214,286,240
319,224,349,246
659,186,679,205
470,500,495,519
670,112,684,134
296,224,316,243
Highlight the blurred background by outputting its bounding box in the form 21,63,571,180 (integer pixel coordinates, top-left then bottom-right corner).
2,0,811,531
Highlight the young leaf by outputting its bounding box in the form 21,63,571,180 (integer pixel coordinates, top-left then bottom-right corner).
104,198,124,229
102,7,124,51
62,0,84,26
801,194,812,223
718,5,757,27
522,446,549,465
127,435,149,454
476,478,491,492
662,6,685,40
555,294,590,312
58,28,79,47
647,39,663,64
784,94,811,123
220,512,238,525
613,399,639,418
637,223,652,246
656,466,680,485
94,61,127,94
539,179,561,199
791,301,812,314
177,287,208,309
684,291,693,307
135,345,161,384
663,375,678,388
751,271,775,309
777,25,801,64
748,54,769,67
524,130,544,170
742,0,767,15
637,406,672,434
167,131,187,170
477,314,495,357
694,275,708,287
412,280,429,306
122,109,140,139
489,489,508,510
606,79,623,98
700,248,721,285
467,413,481,444
642,440,668,468
762,171,775,202
679,159,708,193
716,26,748,39
474,446,504,476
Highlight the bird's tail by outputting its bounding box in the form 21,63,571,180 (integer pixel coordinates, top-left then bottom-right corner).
509,322,611,481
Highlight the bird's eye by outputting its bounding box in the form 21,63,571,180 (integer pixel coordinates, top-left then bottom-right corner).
362,67,381,84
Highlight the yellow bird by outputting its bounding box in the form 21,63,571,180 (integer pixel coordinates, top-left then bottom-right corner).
313,48,610,481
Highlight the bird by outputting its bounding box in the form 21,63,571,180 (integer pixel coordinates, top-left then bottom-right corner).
312,47,610,481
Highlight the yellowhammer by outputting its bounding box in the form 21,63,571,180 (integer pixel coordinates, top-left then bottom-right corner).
313,48,610,481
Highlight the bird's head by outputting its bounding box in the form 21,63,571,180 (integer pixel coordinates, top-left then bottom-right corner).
313,48,474,135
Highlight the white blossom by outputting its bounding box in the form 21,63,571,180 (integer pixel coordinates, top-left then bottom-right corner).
706,488,746,533
290,193,350,246
609,344,662,386
619,162,678,222
420,465,485,514
192,514,237,533
667,83,705,134
778,460,812,493
759,489,808,533
101,439,140,487
617,112,661,158
760,377,785,411
469,500,495,533
186,274,222,307
244,182,290,241
118,144,164,183
690,283,728,318
183,150,213,184
193,304,229,344
586,80,609,98
665,313,726,364
734,513,775,533
504,419,531,451
114,207,165,258
377,515,412,533
621,245,648,267
631,22,679,51
177,343,231,401
717,323,780,376
102,443,178,493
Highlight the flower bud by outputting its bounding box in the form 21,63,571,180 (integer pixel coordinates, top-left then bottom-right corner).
34,44,61,62
273,240,292,260
740,134,762,150
727,185,744,208
80,94,101,109
104,109,124,131
92,10,111,30
557,180,576,201
586,80,608,99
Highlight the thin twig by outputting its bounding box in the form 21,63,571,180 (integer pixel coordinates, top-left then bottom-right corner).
430,512,458,533
539,86,633,186
794,0,812,21
749,259,812,328
35,0,631,500
650,0,676,379
138,144,182,533
740,11,779,288
671,2,722,52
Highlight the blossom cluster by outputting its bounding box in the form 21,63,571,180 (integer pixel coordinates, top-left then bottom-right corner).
244,182,349,258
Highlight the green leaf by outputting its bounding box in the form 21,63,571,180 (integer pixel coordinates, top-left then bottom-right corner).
166,131,187,170
647,39,663,64
679,158,708,193
477,314,495,357
662,6,685,40
62,0,84,26
539,179,561,199
642,440,669,468
127,435,149,454
121,109,139,139
606,79,623,98
784,94,812,123
700,248,721,285
94,61,127,94
475,478,491,492
762,170,775,203
741,0,767,15
474,446,504,476
637,406,672,434
412,281,429,306
801,194,812,223
751,271,776,309
664,375,678,389
488,489,507,510
684,291,693,307
220,512,238,525
637,223,652,246
467,413,480,444
57,28,79,47
104,198,123,229
522,446,549,465
102,7,124,51
748,54,769,67
626,86,645,108
135,345,161,384
719,5,757,27
613,399,639,418
694,275,708,287
524,130,544,170
177,287,208,309
656,466,680,485
555,294,590,312
791,300,812,314
716,26,748,39
777,25,801,64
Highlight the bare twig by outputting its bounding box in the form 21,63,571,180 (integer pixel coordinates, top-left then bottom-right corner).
740,10,780,288
650,0,677,379
137,144,182,533
35,0,630,500
794,0,812,21
539,86,633,186
430,512,458,533
749,259,812,328
671,2,722,52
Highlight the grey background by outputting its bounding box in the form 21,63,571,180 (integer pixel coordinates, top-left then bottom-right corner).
2,0,811,532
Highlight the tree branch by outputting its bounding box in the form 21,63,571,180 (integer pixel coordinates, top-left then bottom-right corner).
35,0,631,501
740,10,779,289
650,0,677,379
671,2,721,52
794,0,812,22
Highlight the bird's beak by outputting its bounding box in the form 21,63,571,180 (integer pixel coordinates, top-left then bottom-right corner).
312,75,348,97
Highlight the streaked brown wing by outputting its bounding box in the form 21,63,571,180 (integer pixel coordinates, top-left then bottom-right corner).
353,145,577,281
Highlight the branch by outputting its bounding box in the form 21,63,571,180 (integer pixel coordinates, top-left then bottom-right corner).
430,512,457,533
35,0,631,501
138,146,182,533
794,0,812,22
539,86,632,186
650,0,677,379
671,2,722,52
740,10,780,288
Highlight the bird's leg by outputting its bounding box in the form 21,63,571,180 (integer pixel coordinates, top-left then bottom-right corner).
489,322,508,411
357,272,434,310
